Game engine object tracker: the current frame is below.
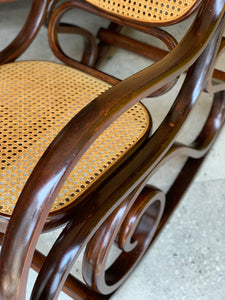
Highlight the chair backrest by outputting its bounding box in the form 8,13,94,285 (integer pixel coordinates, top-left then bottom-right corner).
85,0,202,25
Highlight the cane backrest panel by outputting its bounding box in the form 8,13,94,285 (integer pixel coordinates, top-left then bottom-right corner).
85,0,200,24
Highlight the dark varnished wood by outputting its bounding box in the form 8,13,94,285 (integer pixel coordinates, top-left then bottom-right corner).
96,26,179,96
56,22,98,66
82,185,165,294
0,0,224,299
0,0,51,64
97,28,173,62
47,0,225,96
48,1,120,85
30,6,225,295
96,23,178,64
47,0,181,70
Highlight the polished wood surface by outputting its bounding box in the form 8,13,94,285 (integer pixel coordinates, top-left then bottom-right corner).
0,0,51,64
0,0,224,299
47,0,225,96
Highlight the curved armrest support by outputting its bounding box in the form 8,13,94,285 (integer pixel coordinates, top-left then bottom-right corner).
0,0,50,64
0,0,224,298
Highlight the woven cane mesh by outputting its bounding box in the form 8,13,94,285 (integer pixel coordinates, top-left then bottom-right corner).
86,0,198,23
0,61,149,215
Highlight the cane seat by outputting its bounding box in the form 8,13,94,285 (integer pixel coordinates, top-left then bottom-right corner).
0,61,150,217
85,0,201,24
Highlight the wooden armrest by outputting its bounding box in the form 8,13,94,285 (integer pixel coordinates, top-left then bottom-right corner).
0,0,224,298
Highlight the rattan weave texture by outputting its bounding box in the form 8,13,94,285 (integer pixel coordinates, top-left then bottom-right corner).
86,0,198,23
0,61,149,215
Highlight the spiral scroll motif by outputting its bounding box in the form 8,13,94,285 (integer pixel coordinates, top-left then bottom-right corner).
18,4,225,299
82,185,165,295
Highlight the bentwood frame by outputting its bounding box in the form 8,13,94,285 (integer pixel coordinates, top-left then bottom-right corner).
0,1,224,299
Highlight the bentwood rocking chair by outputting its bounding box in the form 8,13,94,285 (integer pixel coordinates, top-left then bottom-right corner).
0,0,224,299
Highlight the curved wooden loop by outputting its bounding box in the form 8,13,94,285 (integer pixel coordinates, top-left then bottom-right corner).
96,27,176,62
170,92,225,159
49,0,179,94
150,91,225,193
83,185,165,295
13,82,225,300
31,89,225,299
31,8,225,299
59,92,225,299
82,72,225,298
155,90,225,237
206,37,225,93
96,26,179,96
0,0,50,64
0,1,224,299
44,0,59,25
143,27,178,97
48,2,120,85
55,22,98,66
117,187,164,251
142,27,177,52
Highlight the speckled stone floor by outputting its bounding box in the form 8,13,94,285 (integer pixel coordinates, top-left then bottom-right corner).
0,1,225,299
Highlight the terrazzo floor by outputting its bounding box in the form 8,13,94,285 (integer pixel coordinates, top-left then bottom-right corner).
0,1,225,299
